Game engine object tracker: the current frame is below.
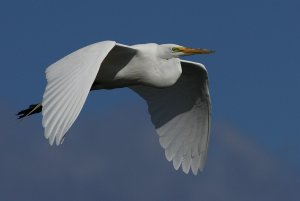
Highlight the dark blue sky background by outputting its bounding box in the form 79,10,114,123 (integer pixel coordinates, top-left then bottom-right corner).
1,0,299,200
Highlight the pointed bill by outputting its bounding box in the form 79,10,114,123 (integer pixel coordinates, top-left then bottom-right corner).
178,47,215,55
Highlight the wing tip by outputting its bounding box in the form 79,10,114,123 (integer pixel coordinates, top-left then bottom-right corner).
46,135,64,146
168,153,206,175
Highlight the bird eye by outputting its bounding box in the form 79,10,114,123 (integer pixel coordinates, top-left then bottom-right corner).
172,47,179,52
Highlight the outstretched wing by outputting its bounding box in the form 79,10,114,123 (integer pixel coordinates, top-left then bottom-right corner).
42,41,120,145
131,60,211,175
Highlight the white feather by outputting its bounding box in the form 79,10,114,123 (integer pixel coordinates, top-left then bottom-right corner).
27,40,213,175
42,41,116,145
131,60,211,175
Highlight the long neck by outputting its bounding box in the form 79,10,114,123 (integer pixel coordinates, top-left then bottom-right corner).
132,43,158,56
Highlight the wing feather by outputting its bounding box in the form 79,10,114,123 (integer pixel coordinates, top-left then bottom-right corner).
42,41,116,145
131,60,211,175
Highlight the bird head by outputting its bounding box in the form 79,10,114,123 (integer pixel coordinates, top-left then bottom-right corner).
159,44,214,59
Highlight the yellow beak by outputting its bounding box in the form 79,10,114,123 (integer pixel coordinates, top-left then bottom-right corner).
178,47,215,55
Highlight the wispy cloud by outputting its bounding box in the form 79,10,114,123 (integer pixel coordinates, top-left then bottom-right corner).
0,102,299,201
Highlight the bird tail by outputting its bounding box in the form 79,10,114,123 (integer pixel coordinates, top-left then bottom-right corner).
17,103,43,119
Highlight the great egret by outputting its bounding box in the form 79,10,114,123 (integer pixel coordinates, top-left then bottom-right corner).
17,41,213,175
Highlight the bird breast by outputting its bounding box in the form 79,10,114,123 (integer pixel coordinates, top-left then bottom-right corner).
115,55,182,88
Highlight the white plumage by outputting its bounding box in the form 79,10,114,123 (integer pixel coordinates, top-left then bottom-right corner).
20,41,213,175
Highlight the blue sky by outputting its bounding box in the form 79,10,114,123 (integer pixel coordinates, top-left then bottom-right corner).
1,0,299,200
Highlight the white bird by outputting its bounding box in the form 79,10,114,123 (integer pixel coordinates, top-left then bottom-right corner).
17,41,214,175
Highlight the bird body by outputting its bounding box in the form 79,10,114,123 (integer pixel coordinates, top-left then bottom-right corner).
93,43,182,89
18,41,214,175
